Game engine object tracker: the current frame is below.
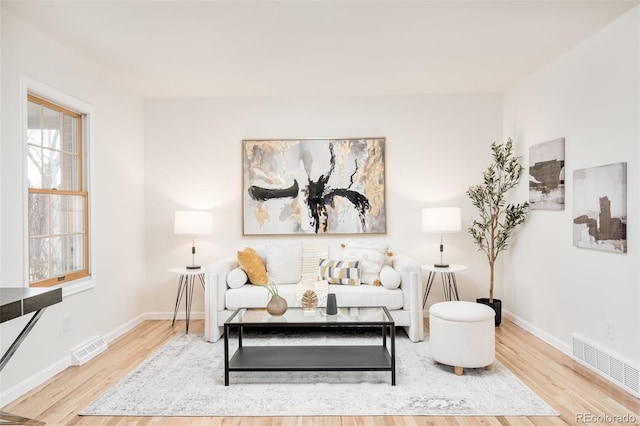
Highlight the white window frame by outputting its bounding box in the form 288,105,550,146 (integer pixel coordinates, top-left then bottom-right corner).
21,76,96,298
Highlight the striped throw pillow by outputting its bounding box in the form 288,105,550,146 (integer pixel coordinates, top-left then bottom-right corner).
318,259,361,286
300,244,329,283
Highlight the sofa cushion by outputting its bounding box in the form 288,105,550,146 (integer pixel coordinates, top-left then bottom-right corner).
266,243,302,284
341,241,388,285
225,283,404,311
318,259,361,286
226,284,274,309
328,284,404,310
227,267,248,289
237,247,267,285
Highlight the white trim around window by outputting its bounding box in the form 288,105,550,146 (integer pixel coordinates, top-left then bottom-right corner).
20,75,97,298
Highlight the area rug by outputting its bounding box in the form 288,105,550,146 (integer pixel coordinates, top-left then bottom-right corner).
81,330,557,417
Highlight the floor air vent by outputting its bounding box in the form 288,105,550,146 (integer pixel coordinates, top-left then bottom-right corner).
71,336,107,366
572,334,639,397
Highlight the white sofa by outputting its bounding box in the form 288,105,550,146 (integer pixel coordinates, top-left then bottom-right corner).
203,242,424,342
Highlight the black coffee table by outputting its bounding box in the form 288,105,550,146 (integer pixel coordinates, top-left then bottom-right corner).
223,306,395,386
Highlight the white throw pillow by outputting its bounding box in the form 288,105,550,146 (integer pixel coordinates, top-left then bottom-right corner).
341,241,389,285
266,243,302,284
379,265,401,289
227,267,248,289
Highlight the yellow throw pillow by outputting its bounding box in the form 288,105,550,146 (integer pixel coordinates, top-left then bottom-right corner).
237,247,267,286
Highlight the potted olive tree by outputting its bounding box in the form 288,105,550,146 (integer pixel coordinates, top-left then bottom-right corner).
466,138,529,326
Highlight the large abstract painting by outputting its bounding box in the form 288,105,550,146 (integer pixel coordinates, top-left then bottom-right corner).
242,138,386,235
573,162,627,253
529,138,565,210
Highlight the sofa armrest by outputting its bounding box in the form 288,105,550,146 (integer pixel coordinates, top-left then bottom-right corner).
203,257,237,342
392,255,420,287
393,255,424,342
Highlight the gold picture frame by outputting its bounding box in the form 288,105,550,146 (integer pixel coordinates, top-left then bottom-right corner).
242,138,386,235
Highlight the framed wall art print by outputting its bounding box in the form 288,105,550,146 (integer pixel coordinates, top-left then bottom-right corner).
242,138,386,235
529,138,565,210
573,162,627,253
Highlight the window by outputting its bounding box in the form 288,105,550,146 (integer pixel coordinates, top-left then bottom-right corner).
27,94,89,287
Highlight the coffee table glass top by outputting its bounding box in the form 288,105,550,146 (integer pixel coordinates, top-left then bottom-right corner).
226,307,392,325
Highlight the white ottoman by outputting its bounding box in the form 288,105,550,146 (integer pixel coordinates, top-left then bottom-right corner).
429,301,495,375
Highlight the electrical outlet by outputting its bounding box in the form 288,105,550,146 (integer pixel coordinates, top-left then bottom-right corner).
605,319,614,341
63,313,71,333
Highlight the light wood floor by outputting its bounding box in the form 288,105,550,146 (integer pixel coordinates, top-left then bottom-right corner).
2,319,639,425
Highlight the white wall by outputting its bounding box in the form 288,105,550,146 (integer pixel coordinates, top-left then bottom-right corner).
503,7,640,364
0,10,147,404
144,94,504,316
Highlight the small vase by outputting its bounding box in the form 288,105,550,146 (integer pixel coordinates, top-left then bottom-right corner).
267,295,288,316
326,293,337,315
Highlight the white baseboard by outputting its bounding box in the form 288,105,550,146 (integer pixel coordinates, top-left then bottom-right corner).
0,354,71,408
103,313,146,343
503,308,572,356
143,311,205,321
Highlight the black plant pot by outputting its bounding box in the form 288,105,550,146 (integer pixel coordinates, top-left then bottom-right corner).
477,298,502,326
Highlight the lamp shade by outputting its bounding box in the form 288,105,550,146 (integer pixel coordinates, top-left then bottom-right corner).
422,207,462,233
174,211,213,235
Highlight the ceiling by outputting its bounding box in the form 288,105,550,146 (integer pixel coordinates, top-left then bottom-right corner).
1,1,637,98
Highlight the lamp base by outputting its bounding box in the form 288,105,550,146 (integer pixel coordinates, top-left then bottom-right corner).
186,265,201,270
434,263,449,268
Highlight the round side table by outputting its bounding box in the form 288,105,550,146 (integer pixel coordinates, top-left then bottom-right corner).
167,267,205,334
421,264,468,308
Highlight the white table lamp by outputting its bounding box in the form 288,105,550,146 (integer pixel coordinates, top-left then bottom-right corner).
422,207,462,268
174,210,213,269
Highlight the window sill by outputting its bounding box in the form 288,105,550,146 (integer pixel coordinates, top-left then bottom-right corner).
57,277,95,298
